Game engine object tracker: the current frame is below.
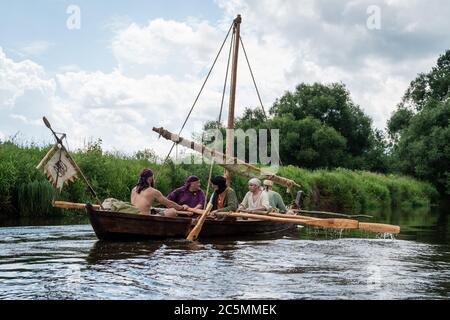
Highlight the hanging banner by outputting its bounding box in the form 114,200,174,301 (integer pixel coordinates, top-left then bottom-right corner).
37,144,78,191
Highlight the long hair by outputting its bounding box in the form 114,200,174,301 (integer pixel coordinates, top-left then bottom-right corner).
135,168,154,194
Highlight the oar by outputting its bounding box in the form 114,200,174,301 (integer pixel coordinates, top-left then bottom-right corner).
53,201,101,209
186,202,213,241
358,222,400,234
217,211,359,229
291,209,373,219
234,210,400,234
53,201,196,217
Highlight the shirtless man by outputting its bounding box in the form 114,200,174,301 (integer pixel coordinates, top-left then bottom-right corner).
131,168,188,217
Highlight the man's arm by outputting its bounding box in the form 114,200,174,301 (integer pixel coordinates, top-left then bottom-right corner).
238,192,249,211
194,190,206,209
276,193,287,213
154,190,183,211
216,189,238,213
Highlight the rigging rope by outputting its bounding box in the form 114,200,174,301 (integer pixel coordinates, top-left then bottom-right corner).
239,36,268,120
240,36,284,167
161,22,234,165
204,29,235,208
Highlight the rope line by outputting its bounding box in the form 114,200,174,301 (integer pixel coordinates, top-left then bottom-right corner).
239,36,268,120
240,36,284,167
204,29,235,208
161,22,234,165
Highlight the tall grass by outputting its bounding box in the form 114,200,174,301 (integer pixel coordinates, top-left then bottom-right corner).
0,141,439,217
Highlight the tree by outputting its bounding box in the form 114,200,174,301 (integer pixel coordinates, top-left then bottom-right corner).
387,107,414,142
401,50,450,111
268,116,347,169
392,100,450,195
389,50,450,196
270,83,374,157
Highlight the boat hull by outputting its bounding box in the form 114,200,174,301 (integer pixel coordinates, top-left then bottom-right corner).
86,205,295,240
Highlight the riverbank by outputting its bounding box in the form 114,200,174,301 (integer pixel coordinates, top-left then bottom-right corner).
0,141,438,217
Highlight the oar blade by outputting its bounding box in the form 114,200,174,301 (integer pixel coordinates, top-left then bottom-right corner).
358,223,400,234
43,116,52,129
186,203,213,241
304,218,359,229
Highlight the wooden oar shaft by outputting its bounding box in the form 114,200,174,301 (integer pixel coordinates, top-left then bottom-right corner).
358,222,400,234
291,209,373,219
219,212,360,229
186,203,213,241
222,210,400,234
53,201,100,210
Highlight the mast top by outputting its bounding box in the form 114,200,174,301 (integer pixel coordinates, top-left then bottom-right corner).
234,14,242,24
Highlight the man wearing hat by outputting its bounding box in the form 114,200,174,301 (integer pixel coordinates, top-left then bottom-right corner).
238,178,270,212
167,175,206,210
263,180,287,213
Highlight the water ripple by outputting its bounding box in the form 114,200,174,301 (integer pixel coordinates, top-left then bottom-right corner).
0,225,449,299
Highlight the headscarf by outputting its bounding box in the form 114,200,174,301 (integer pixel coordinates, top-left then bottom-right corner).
210,176,227,210
135,168,154,194
248,178,262,186
183,175,200,191
263,179,273,190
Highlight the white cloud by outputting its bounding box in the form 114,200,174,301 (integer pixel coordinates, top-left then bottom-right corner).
1,0,449,155
111,18,224,78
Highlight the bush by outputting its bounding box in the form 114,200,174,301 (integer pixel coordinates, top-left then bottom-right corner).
0,141,438,217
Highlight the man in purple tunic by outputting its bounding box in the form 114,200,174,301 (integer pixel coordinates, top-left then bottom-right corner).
167,176,206,210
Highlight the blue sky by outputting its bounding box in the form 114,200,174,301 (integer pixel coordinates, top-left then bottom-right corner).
1,0,449,154
0,0,222,73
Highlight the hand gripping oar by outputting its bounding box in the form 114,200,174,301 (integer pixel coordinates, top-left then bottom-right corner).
186,202,213,241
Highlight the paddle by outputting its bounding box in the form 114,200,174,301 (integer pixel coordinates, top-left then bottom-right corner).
282,213,400,234
53,201,100,210
215,211,360,229
186,202,213,241
358,222,400,234
190,207,400,234
291,209,373,219
54,201,197,217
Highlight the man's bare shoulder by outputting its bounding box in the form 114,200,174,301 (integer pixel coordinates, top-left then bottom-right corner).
142,187,162,197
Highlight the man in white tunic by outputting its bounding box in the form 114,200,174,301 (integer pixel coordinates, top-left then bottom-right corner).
238,178,270,212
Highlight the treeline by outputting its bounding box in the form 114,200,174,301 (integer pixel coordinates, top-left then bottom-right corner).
0,140,437,217
203,50,449,197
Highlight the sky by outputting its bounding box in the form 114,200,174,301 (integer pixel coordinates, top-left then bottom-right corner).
1,0,449,156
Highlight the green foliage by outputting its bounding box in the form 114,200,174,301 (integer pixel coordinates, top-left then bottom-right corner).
401,50,450,111
276,166,437,214
389,49,450,196
17,180,60,217
234,82,388,172
270,82,373,157
391,100,450,195
0,141,437,217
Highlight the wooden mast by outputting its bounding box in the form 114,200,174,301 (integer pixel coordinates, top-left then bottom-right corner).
225,14,242,185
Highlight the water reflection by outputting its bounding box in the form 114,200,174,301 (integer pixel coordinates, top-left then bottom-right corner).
0,206,448,299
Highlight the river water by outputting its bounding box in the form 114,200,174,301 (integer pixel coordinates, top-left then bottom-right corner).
0,207,448,300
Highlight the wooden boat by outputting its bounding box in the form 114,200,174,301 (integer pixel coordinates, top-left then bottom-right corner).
86,204,295,241
43,15,400,240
